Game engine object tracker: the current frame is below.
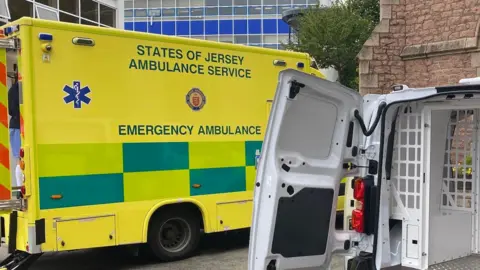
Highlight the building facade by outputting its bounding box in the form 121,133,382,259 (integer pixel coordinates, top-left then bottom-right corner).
0,0,124,28
124,0,318,49
358,0,480,95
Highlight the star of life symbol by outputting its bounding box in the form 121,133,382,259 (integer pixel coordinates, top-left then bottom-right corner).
63,81,91,109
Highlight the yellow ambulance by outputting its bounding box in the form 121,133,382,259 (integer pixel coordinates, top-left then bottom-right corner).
0,17,343,268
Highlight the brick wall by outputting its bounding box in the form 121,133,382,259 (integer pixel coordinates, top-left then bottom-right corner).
358,0,480,95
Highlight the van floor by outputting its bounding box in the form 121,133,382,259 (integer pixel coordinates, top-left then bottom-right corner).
383,254,480,270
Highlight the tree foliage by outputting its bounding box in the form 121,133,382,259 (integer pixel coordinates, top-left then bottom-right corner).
284,0,379,89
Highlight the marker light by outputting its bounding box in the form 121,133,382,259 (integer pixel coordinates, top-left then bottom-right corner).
297,62,305,68
38,33,53,41
19,148,24,158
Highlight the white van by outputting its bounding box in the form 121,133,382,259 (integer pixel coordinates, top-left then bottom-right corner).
248,69,480,270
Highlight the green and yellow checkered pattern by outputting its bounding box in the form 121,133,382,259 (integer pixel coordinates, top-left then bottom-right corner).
37,141,262,210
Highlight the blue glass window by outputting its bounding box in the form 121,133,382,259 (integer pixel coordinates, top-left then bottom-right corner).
162,21,175,35
263,19,277,34
205,20,219,35
278,19,290,33
219,20,233,34
234,19,247,34
248,19,261,34
148,22,161,34
191,21,204,35
176,21,190,35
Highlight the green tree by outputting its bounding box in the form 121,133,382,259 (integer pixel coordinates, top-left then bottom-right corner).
284,0,379,89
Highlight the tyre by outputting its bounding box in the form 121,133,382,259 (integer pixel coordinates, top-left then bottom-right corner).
147,208,202,262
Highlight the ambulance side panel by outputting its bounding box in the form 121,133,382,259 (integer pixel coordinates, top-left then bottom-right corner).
22,19,312,252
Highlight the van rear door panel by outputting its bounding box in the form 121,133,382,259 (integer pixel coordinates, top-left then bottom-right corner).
248,69,362,269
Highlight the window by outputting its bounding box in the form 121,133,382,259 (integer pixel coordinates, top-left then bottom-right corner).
205,7,218,16
162,0,175,7
234,0,248,5
234,6,247,15
176,8,189,16
162,8,175,17
191,0,204,7
219,7,232,15
264,0,277,4
36,0,57,8
234,35,247,44
278,0,291,4
263,35,278,43
81,19,98,26
221,0,233,6
278,5,291,14
248,0,262,5
263,6,277,14
248,6,261,15
149,9,162,17
36,4,59,21
206,0,219,6
60,11,79,24
125,1,134,9
100,4,115,27
219,35,233,43
81,0,98,22
60,0,79,15
135,9,148,17
0,0,10,19
205,36,218,41
9,0,32,21
248,35,261,43
133,0,147,8
307,0,318,4
148,0,162,8
191,8,204,16
124,9,133,17
293,0,306,3
176,0,190,7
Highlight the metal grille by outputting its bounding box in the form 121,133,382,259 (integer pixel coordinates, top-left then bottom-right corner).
391,105,423,218
429,254,480,270
441,110,476,211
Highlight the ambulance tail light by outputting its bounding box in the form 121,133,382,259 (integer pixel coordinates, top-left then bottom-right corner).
19,148,24,158
350,176,377,235
353,178,365,201
351,209,364,233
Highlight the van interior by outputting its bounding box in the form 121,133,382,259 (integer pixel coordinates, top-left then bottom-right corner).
385,100,480,269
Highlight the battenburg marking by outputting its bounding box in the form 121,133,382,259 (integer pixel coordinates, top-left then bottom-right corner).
186,88,206,111
63,81,91,109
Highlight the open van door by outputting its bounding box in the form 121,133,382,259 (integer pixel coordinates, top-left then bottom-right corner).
248,69,363,270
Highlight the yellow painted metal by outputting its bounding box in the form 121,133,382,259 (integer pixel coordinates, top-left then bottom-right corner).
56,215,116,251
0,18,344,256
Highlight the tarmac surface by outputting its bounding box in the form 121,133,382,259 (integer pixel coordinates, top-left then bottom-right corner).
0,229,343,270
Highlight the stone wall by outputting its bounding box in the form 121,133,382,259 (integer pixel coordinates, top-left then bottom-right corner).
358,0,480,95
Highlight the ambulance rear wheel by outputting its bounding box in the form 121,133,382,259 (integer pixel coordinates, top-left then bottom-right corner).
148,209,202,262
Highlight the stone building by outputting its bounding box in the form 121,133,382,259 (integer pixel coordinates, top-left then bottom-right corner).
358,0,480,95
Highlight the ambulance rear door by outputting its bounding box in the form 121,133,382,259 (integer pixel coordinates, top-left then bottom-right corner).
248,69,363,270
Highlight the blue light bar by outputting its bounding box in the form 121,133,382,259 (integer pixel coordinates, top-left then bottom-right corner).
38,33,53,41
297,62,305,68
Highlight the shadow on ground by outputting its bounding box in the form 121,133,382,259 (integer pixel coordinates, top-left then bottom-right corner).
30,229,251,270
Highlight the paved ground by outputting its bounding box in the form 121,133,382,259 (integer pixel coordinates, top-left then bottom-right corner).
0,229,343,270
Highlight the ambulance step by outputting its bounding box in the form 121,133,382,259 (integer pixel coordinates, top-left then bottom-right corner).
429,254,480,270
0,251,41,270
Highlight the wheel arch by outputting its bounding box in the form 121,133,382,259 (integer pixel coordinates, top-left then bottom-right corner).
142,199,210,243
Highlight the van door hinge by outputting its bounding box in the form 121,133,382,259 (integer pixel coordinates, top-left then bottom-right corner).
288,80,305,99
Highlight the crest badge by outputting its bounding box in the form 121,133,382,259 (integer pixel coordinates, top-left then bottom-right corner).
186,88,206,111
